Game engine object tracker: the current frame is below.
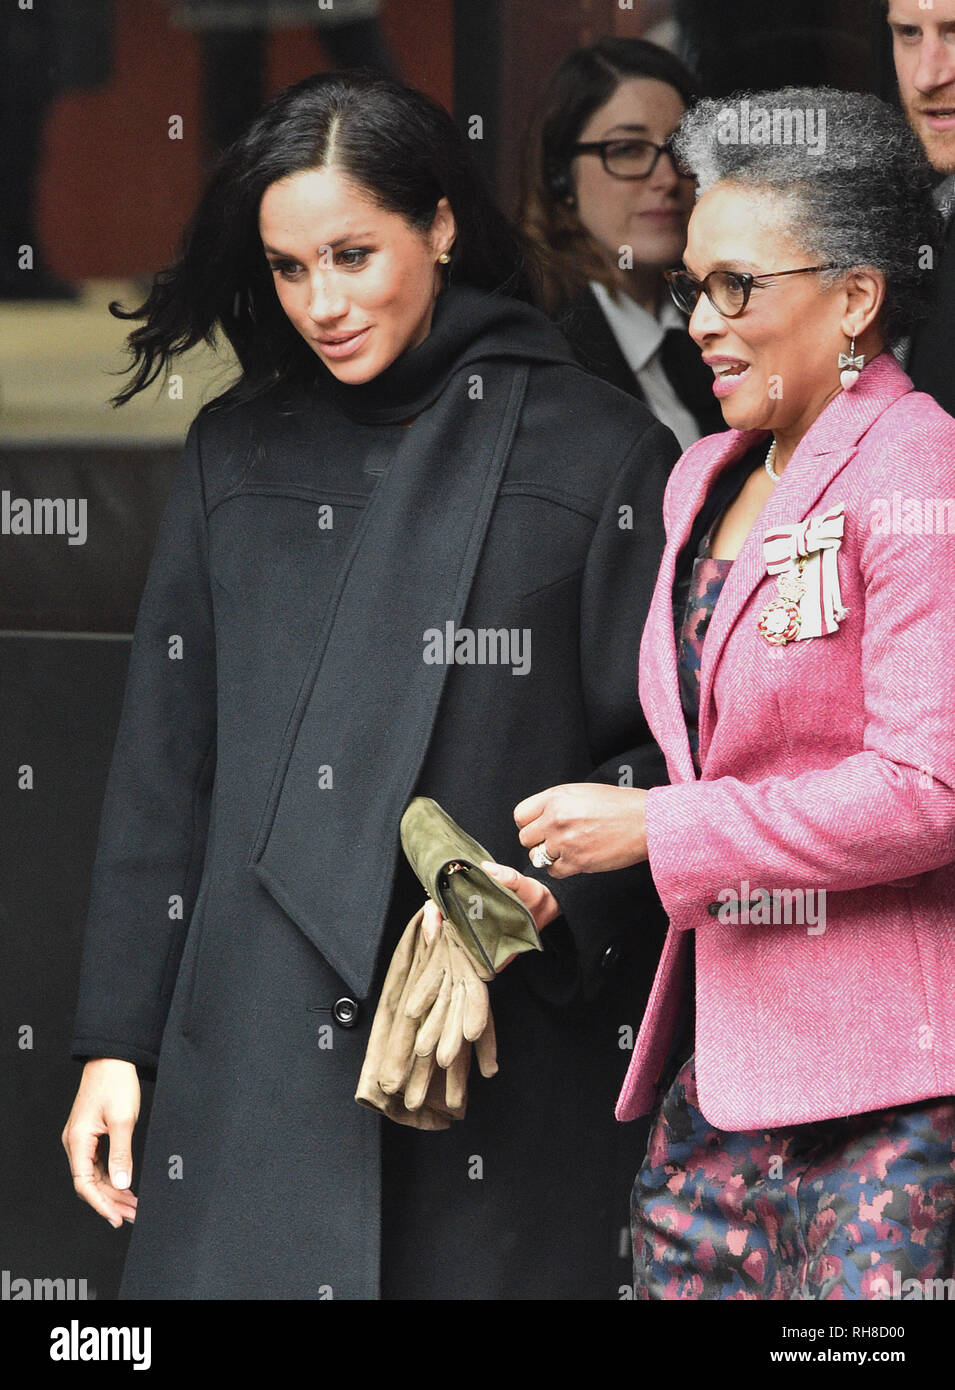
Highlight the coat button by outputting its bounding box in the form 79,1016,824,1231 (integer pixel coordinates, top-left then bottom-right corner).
332,997,359,1028
706,901,722,916
601,943,621,970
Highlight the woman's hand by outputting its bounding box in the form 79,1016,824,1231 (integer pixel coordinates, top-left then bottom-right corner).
514,783,649,876
421,861,561,948
62,1058,141,1229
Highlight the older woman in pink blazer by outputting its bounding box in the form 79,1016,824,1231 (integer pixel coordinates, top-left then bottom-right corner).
488,87,955,1299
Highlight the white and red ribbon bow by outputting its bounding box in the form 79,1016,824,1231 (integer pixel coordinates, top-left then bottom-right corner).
762,503,847,639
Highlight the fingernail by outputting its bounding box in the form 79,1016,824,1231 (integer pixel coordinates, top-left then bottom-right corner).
481,861,501,875
114,1171,129,1189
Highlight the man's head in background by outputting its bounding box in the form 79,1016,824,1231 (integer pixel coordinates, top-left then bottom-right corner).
887,1,955,173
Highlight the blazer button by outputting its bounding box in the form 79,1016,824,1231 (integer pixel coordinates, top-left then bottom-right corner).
706,901,722,916
332,997,360,1028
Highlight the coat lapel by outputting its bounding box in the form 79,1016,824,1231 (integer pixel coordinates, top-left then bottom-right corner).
248,362,530,999
695,353,913,763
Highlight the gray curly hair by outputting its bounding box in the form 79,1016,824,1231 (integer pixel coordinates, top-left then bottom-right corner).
671,86,942,341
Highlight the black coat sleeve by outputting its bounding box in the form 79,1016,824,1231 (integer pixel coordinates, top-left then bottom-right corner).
523,417,679,1004
70,418,217,1074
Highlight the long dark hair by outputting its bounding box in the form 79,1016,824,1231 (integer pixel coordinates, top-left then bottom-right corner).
518,37,699,311
110,70,539,410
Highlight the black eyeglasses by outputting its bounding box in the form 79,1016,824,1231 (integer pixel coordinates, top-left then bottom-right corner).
664,263,840,318
570,137,695,181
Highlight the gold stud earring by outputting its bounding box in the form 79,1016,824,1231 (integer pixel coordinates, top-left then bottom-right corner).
438,251,451,264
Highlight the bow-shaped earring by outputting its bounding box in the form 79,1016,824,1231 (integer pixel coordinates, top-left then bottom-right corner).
838,334,865,390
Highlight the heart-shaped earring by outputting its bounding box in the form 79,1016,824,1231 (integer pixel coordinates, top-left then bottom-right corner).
838,335,865,391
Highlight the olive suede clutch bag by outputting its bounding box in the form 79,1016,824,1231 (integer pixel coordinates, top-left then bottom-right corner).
399,796,543,974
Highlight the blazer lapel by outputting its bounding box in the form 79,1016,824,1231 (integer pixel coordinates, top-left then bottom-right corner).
642,429,762,784
641,544,695,785
695,353,913,762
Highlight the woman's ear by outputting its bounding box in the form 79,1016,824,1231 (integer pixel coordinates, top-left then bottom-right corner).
431,196,457,260
842,267,886,343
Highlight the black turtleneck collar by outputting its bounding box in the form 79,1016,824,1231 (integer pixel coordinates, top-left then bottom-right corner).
311,282,580,424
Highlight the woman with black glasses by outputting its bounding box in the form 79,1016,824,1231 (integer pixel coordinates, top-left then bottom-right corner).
518,37,725,449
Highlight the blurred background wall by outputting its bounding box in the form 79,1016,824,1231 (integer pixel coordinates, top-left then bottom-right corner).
30,0,897,282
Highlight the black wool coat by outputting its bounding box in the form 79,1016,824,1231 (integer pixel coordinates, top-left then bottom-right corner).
71,286,680,1299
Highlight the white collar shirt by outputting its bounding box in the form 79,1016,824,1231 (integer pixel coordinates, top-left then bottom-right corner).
589,280,703,451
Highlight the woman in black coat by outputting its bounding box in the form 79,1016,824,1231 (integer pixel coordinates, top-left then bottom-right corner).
518,37,724,448
62,71,678,1300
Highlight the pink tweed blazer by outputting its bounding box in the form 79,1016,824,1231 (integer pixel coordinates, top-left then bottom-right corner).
616,351,955,1130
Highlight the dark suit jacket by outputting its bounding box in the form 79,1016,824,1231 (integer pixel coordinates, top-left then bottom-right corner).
906,203,955,418
552,286,726,440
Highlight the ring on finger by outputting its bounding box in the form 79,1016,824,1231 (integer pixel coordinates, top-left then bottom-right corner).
529,842,556,869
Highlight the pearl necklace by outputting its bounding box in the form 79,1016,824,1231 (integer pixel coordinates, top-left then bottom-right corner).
764,439,780,482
